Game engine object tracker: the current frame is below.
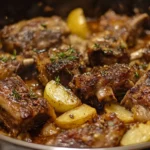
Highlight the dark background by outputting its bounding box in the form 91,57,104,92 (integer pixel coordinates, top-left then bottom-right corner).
0,0,149,28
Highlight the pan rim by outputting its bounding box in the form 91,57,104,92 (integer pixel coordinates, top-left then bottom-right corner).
0,134,150,150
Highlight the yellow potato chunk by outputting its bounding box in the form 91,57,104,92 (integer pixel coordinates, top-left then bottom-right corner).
67,8,90,38
55,104,97,129
105,103,134,123
121,123,150,145
44,80,81,113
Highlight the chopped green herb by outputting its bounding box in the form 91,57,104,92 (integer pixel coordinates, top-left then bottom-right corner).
55,76,60,84
101,70,107,76
13,50,17,56
11,50,17,60
12,89,21,100
120,41,127,49
135,72,139,78
67,46,75,54
0,57,8,62
41,24,47,29
58,52,66,59
50,46,77,62
50,57,56,62
67,56,77,60
141,64,147,70
66,68,72,75
29,90,37,99
94,43,100,49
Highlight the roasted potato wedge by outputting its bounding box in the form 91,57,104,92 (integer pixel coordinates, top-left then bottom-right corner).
44,80,81,113
55,104,97,129
105,103,134,123
67,8,90,38
121,123,150,146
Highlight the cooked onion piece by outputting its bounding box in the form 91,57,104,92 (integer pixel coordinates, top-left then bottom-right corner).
55,104,97,129
44,80,81,113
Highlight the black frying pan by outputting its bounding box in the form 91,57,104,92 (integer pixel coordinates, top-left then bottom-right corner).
0,0,150,149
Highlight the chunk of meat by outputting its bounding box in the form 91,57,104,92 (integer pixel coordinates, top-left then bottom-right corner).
36,46,85,86
0,52,22,79
88,34,129,66
98,10,129,33
0,76,56,136
87,11,148,66
0,60,20,80
127,13,149,46
0,16,69,53
70,63,143,109
0,51,35,80
50,113,126,148
98,10,148,46
88,11,129,66
121,70,150,122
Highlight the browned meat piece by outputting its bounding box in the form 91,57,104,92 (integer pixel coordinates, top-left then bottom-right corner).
70,63,143,109
87,11,148,66
0,51,22,79
36,46,85,86
0,51,35,80
88,34,129,66
127,13,149,46
49,113,126,148
34,51,50,86
143,47,150,63
0,16,69,53
121,70,150,122
0,60,20,80
98,10,129,32
0,76,56,136
98,10,148,46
